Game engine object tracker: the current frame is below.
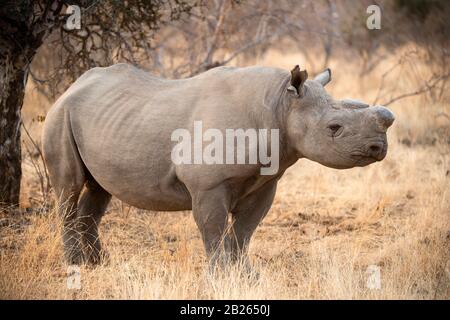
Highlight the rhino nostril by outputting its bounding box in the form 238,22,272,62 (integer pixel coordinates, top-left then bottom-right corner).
367,143,385,160
369,145,381,154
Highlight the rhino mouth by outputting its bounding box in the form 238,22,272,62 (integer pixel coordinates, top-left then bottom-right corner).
350,153,381,166
350,140,387,163
328,142,387,168
351,153,376,159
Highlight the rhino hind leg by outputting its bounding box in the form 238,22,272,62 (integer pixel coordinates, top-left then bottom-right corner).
58,190,84,265
52,171,85,265
43,106,88,265
78,179,111,265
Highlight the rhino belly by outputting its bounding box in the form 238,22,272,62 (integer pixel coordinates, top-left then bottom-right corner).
79,145,192,211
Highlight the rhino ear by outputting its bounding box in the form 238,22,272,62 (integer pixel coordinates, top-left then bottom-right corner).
314,68,331,86
289,65,308,97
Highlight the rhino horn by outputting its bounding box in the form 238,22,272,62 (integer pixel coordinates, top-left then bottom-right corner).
373,105,395,131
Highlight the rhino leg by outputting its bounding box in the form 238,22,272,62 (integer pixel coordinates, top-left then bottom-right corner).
228,181,277,267
43,106,87,265
57,190,84,265
78,179,111,265
191,184,230,269
52,177,85,265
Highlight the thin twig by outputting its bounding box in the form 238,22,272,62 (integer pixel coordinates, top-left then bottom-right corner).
381,72,450,106
21,122,50,200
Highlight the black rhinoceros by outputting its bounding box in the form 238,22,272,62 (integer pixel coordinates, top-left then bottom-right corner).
42,63,394,267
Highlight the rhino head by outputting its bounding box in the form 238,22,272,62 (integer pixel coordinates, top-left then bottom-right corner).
285,65,395,169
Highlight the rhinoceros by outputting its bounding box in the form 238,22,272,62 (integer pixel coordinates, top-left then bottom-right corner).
42,63,394,266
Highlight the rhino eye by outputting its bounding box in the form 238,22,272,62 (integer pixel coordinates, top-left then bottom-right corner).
328,124,343,137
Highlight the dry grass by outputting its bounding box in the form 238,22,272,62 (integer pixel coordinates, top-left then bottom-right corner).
0,48,449,299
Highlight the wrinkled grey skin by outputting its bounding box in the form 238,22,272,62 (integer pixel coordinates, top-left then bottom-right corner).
42,64,394,267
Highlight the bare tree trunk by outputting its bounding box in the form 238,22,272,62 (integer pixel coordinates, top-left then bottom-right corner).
0,45,30,206
0,1,60,206
0,3,46,206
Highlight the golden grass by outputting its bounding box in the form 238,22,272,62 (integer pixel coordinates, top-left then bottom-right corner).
0,47,449,299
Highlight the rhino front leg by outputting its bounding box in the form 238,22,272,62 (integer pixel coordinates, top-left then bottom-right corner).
191,184,231,269
228,181,277,267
